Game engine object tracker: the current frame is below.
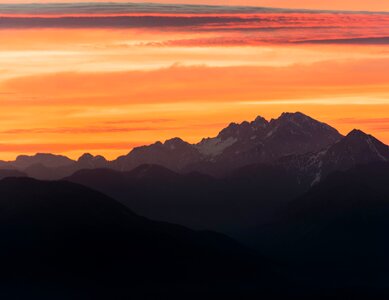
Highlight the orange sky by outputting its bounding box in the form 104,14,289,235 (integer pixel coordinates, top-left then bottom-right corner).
0,4,389,160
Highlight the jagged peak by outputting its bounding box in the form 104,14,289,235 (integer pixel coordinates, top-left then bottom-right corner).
282,111,306,117
253,115,268,126
78,153,94,161
164,137,187,145
346,129,369,138
78,153,107,162
271,112,342,137
332,129,389,162
278,111,313,122
225,122,239,129
163,137,192,149
131,137,191,153
217,115,269,138
344,129,385,145
94,155,107,161
129,141,162,153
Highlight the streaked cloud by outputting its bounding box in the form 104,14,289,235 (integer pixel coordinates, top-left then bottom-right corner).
334,117,389,132
0,142,141,154
0,3,319,15
1,3,388,46
2,60,389,105
2,1,389,13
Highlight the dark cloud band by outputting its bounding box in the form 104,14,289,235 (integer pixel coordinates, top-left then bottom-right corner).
0,3,290,15
1,2,388,15
1,3,389,45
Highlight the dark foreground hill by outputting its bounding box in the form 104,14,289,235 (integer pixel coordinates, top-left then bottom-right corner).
254,163,389,289
0,177,277,299
2,168,389,297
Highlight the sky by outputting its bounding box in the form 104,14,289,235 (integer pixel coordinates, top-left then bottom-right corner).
1,2,389,160
1,1,389,12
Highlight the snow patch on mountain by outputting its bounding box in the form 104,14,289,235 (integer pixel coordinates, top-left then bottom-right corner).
196,137,237,157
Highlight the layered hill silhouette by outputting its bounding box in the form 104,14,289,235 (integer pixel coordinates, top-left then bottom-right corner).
63,113,389,239
2,111,388,240
1,112,389,297
0,177,275,298
66,164,302,235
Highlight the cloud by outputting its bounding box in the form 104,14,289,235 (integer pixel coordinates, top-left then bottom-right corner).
102,118,173,125
1,3,388,46
0,3,300,16
2,59,389,106
0,15,254,29
296,37,389,45
0,121,225,135
336,117,389,124
0,142,141,153
334,117,389,132
0,126,164,135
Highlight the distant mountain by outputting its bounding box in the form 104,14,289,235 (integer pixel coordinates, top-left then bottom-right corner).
113,138,201,172
0,153,109,180
185,112,342,176
77,153,109,169
13,153,74,169
1,112,388,181
199,112,341,163
0,153,78,180
0,177,272,298
278,129,389,186
111,112,342,175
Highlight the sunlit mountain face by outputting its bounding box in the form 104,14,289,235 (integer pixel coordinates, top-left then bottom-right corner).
1,2,389,160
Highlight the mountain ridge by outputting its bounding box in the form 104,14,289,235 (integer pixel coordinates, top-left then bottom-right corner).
277,128,389,186
0,112,385,181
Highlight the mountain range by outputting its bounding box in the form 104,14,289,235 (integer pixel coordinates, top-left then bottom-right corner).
2,112,388,237
1,112,389,297
1,112,387,182
62,112,389,243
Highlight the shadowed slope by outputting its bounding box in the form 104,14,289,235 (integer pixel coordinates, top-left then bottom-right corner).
0,177,274,298
260,163,389,285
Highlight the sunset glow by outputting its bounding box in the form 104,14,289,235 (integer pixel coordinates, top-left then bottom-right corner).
1,2,389,160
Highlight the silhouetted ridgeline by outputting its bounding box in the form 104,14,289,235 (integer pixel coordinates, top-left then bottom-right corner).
0,177,279,298
2,112,388,180
1,112,389,297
